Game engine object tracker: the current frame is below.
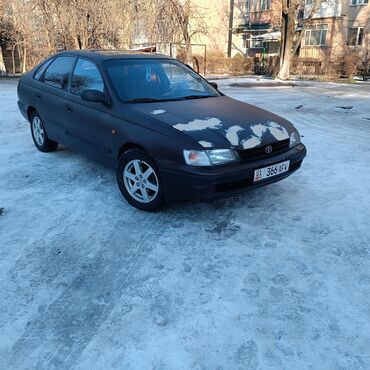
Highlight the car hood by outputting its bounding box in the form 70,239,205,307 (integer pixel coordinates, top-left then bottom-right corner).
131,96,295,150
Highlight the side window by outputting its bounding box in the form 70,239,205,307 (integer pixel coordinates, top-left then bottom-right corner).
34,58,54,80
43,57,75,90
70,59,104,95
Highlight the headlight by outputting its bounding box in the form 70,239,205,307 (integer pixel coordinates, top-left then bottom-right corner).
183,149,238,166
208,149,238,165
289,130,301,148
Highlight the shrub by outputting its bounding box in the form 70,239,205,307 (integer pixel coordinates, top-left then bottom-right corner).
338,53,359,78
206,52,253,75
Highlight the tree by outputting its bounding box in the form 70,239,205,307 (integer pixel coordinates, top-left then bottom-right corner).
0,45,5,75
358,34,370,81
154,0,208,65
0,0,140,71
278,0,324,80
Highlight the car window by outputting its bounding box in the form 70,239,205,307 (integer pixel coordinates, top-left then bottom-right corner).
71,59,104,95
43,56,75,90
105,59,219,102
34,58,54,80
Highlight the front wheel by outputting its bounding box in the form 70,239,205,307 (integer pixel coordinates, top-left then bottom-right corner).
30,111,58,152
116,149,165,211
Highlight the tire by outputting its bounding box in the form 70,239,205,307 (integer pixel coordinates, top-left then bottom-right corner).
117,148,165,211
30,111,58,152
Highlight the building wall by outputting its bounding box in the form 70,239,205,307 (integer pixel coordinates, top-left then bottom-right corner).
300,0,369,61
231,0,282,57
342,0,370,55
189,0,230,55
299,17,342,60
144,0,369,64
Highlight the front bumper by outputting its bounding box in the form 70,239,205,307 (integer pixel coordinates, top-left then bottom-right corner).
158,143,307,201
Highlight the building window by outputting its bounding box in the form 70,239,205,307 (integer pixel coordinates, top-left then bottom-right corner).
347,27,364,46
304,24,328,46
260,0,271,11
351,0,368,5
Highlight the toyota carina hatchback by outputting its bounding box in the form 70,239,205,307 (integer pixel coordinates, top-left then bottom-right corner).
17,50,306,211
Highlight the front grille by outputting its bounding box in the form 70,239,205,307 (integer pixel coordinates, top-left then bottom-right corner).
237,139,290,162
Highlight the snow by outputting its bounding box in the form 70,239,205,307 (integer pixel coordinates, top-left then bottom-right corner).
198,140,213,148
1,77,370,369
174,117,222,131
225,125,244,146
151,109,166,115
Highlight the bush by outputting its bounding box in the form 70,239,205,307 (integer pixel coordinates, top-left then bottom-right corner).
291,51,361,80
206,52,228,74
229,54,254,75
291,57,341,80
321,59,341,80
265,56,280,76
338,53,359,78
206,52,253,75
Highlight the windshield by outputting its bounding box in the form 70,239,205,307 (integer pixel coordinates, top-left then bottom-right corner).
105,59,220,102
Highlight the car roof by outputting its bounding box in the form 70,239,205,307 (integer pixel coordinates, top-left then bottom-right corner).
54,49,174,61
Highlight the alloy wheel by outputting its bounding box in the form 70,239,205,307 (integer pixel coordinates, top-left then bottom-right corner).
123,159,159,203
32,116,45,146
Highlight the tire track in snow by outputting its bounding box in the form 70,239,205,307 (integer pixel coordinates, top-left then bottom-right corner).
4,210,174,370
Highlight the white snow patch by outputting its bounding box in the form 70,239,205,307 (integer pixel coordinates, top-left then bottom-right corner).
151,109,166,115
198,141,213,148
251,124,268,137
225,125,244,146
174,118,222,132
241,121,289,149
267,121,289,140
241,136,263,149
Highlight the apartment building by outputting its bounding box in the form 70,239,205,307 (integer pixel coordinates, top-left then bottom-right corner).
130,0,369,68
232,0,282,56
231,0,369,61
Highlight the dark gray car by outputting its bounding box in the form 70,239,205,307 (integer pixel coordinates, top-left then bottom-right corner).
17,50,306,211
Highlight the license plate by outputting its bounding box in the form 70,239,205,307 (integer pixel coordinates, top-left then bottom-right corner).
254,160,290,182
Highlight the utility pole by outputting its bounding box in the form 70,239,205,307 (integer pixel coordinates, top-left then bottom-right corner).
227,0,235,58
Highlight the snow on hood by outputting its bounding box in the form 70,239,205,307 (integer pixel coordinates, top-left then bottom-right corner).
132,96,295,150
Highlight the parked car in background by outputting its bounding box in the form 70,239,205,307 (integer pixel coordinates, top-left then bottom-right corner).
17,50,306,211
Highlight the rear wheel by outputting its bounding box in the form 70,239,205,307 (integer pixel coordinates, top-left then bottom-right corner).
30,111,58,152
117,148,165,211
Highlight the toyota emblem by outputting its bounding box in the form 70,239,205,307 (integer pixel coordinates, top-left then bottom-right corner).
265,145,273,154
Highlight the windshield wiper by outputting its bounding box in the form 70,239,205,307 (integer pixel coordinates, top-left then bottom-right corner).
181,95,213,100
127,95,215,103
127,98,168,102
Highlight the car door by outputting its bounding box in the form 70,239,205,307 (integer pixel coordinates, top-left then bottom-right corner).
64,58,113,165
35,56,76,143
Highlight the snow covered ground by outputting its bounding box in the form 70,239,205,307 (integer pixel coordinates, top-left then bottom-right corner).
1,77,370,369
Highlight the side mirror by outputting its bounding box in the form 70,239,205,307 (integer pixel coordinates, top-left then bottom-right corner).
81,89,110,105
209,81,218,90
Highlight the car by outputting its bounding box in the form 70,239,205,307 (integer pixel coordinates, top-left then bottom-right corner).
17,50,307,211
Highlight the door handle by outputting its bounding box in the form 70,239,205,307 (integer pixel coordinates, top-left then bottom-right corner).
65,104,73,112
35,94,41,99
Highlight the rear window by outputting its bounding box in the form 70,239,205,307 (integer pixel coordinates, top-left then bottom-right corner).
43,56,75,90
34,58,54,80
